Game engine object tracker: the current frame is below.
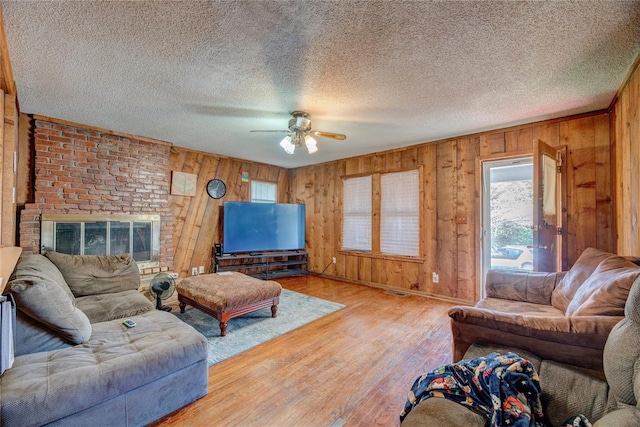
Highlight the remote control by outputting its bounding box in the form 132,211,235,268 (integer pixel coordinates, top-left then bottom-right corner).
122,319,136,328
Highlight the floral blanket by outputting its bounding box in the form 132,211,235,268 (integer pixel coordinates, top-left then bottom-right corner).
400,352,591,427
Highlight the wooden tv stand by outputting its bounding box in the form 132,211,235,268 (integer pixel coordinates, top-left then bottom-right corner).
213,250,309,279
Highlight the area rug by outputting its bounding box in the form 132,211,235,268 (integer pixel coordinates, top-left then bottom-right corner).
174,288,345,366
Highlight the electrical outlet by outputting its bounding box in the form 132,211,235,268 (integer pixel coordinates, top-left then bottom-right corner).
432,272,439,283
332,257,336,264
191,267,198,276
198,266,205,274
168,272,178,279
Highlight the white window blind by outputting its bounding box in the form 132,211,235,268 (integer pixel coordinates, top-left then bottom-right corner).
380,170,419,256
342,176,372,251
251,181,277,203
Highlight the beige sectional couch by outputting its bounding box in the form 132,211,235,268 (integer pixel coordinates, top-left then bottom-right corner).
449,247,640,371
0,252,208,426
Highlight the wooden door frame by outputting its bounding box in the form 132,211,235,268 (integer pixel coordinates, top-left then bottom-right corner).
475,150,532,299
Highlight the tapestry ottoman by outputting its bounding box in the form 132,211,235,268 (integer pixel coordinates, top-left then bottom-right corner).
177,271,282,336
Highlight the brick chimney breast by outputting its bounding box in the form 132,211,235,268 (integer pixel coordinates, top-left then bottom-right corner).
20,120,174,270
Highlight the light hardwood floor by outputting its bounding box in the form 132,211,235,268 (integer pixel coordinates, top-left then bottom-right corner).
152,275,455,427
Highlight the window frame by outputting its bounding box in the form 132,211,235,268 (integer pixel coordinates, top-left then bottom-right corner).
341,175,373,252
340,167,423,260
380,169,420,256
251,180,278,203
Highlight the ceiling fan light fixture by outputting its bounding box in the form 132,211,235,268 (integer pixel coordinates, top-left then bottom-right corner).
252,111,345,156
296,116,311,130
280,136,295,154
305,135,318,154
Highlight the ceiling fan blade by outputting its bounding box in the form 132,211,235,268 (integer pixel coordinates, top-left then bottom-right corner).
310,131,347,140
250,129,290,133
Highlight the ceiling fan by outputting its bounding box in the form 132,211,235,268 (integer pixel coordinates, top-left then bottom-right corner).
250,111,346,154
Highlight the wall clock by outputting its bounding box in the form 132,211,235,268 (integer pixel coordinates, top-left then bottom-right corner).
206,179,227,199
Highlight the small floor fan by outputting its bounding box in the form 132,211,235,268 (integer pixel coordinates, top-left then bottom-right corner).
150,272,176,312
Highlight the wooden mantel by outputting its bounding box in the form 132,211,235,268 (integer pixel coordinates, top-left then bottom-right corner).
0,246,21,293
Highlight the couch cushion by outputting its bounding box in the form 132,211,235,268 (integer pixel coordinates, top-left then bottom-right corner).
476,297,566,317
565,257,640,316
463,346,608,426
45,251,140,297
485,270,561,305
0,310,207,427
76,290,153,323
463,343,543,371
602,279,640,412
551,247,615,312
9,254,92,345
10,253,75,301
539,360,608,426
400,396,487,427
14,309,71,356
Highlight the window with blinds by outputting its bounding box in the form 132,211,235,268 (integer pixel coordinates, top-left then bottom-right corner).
251,181,277,203
342,176,372,251
342,169,421,257
380,170,419,256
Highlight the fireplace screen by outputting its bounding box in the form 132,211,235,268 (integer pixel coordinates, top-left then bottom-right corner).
41,214,160,269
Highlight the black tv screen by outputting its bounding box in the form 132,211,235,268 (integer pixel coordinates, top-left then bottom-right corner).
223,202,306,254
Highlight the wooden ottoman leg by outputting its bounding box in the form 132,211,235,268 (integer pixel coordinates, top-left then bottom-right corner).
219,312,230,337
178,295,187,313
271,303,278,318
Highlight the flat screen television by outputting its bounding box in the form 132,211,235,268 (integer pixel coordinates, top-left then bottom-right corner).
222,202,306,254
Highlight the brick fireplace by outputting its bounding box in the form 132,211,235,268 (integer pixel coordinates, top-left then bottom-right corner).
19,119,174,272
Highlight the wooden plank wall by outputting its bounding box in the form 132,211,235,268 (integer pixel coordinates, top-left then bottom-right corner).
0,6,18,247
169,147,288,278
289,112,613,303
611,59,640,256
0,92,18,246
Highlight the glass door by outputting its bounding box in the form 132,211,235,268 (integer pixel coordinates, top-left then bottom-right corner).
481,157,534,293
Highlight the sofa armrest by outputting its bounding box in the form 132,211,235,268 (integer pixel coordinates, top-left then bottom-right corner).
449,306,621,335
448,306,569,332
485,269,565,305
448,306,621,370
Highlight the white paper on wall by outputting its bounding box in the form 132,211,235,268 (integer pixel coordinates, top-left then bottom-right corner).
542,155,557,218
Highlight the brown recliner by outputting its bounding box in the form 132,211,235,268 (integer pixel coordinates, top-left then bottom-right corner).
401,255,640,426
449,248,640,371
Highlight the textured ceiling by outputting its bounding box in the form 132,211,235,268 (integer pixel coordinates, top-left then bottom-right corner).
2,1,640,168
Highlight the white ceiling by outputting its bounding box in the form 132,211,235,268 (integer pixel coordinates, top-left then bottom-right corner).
2,1,640,169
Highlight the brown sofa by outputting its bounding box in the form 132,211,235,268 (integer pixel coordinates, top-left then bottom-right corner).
449,247,640,371
401,267,640,426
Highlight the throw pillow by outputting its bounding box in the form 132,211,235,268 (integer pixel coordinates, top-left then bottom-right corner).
551,247,615,312
9,254,92,344
45,251,140,297
565,256,640,316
